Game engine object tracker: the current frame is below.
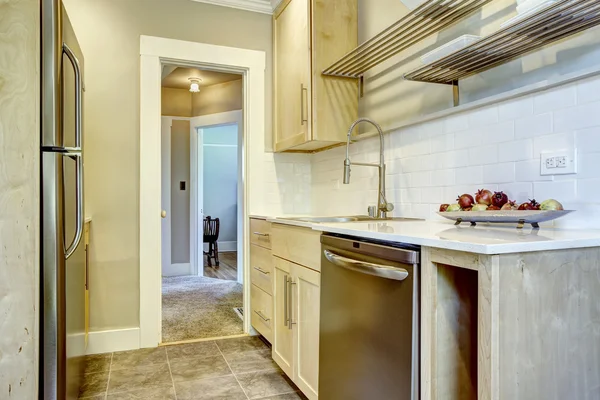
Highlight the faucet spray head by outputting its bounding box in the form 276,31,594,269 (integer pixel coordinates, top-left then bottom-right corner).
343,159,351,184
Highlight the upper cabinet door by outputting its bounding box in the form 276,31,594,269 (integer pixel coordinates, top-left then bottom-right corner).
273,0,312,152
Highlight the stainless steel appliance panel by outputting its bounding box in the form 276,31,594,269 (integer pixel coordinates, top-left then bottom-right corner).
42,1,86,398
319,235,420,400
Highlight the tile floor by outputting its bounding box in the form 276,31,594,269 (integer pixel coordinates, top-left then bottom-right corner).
79,336,307,400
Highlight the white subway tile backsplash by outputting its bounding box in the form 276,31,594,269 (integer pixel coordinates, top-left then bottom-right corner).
431,169,456,187
310,78,600,222
410,171,432,187
514,113,552,139
454,128,482,149
469,144,498,165
483,162,515,183
498,96,533,120
533,131,575,155
534,180,576,202
575,126,600,153
468,106,499,128
444,114,469,133
430,134,455,153
577,178,600,200
482,121,515,144
498,139,533,162
533,86,576,114
554,101,600,131
455,166,483,185
515,159,553,182
421,187,444,203
443,149,470,168
576,76,600,104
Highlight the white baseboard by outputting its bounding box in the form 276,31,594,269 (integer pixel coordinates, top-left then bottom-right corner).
86,327,141,355
162,262,192,277
203,241,237,253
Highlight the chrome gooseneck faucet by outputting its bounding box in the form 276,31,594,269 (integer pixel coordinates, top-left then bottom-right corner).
343,118,394,219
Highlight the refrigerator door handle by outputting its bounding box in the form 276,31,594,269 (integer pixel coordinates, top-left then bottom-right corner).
65,151,83,259
62,43,82,148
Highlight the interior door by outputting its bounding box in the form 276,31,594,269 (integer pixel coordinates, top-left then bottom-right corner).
161,117,172,275
62,7,86,399
272,256,294,377
274,0,311,151
293,264,320,400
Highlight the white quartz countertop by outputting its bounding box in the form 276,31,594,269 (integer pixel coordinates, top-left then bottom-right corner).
266,217,600,255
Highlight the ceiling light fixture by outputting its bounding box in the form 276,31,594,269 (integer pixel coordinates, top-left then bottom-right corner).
188,77,202,93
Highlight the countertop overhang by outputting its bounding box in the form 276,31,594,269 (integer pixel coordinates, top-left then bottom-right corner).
262,216,600,255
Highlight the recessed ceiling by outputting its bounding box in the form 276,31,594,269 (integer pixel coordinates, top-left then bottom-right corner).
161,67,241,90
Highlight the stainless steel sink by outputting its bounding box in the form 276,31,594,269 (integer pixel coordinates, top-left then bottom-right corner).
278,215,422,223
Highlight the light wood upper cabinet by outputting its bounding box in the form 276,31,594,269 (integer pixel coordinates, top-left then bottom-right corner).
273,0,358,153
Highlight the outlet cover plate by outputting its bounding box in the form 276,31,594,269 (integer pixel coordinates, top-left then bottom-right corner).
541,149,577,175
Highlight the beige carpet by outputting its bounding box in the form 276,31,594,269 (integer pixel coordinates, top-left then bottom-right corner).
162,275,243,343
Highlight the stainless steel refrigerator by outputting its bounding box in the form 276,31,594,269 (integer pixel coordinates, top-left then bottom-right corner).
41,0,87,398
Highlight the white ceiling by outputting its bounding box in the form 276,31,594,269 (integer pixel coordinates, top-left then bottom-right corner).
161,67,241,89
190,0,279,14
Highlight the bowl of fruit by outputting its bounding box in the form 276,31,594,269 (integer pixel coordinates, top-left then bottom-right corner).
438,189,573,229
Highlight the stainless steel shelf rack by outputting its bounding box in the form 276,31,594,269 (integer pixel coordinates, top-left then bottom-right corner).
321,0,495,80
403,0,600,104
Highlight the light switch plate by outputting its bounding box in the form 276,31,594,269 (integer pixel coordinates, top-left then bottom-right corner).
540,149,577,175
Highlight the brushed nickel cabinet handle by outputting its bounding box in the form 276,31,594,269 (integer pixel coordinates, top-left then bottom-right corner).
253,232,270,237
300,84,308,125
283,275,289,327
254,266,270,275
288,279,296,329
254,310,270,322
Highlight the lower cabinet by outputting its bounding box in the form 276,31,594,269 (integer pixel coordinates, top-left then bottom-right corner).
272,256,320,400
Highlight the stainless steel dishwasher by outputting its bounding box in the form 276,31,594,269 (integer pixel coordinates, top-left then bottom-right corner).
319,234,420,400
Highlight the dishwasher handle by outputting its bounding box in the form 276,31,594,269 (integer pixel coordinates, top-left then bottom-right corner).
324,250,409,281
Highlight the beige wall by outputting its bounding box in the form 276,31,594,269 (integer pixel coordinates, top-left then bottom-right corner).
193,79,243,116
0,0,40,397
62,0,273,331
170,120,191,264
162,87,192,117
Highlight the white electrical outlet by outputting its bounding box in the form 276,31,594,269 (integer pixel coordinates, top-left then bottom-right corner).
541,149,577,175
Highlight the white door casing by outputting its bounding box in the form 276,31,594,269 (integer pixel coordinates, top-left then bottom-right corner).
161,117,172,276
140,36,265,347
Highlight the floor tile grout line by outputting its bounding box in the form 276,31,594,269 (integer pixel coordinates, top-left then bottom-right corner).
216,344,251,400
165,347,178,400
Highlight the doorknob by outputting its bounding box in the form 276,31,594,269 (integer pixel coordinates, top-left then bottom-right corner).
161,210,167,218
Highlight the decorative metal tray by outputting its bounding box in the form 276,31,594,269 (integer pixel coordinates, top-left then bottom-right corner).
437,210,574,229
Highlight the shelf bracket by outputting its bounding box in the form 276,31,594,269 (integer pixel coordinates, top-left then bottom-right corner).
359,76,364,98
452,80,460,107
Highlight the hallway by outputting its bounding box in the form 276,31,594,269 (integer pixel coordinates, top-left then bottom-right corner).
78,336,306,399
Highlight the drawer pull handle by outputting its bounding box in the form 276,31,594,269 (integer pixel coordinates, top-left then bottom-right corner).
253,232,270,237
254,266,270,275
254,310,270,322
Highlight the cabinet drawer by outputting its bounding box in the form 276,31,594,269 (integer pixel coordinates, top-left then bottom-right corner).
272,223,321,271
251,284,273,343
250,244,273,295
250,218,272,249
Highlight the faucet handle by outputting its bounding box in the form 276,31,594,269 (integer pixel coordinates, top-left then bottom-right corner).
381,203,395,212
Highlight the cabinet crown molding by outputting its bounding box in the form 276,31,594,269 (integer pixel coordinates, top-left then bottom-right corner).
190,0,275,14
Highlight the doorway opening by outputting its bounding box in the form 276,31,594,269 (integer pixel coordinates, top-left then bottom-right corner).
160,64,245,343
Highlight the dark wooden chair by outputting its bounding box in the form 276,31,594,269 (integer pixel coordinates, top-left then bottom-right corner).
203,216,220,267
